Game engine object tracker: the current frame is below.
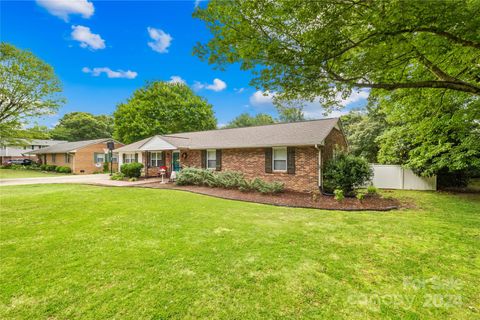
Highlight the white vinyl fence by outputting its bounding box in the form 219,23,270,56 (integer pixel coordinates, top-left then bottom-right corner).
370,164,437,190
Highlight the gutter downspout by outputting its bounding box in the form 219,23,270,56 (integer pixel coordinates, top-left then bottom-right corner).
315,144,322,192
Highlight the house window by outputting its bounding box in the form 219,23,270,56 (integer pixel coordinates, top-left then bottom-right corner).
124,153,136,163
95,153,105,163
51,154,56,163
65,153,71,163
150,152,162,167
273,147,287,171
207,150,216,169
111,154,118,163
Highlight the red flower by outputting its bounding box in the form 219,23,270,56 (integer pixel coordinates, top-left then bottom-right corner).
160,166,168,171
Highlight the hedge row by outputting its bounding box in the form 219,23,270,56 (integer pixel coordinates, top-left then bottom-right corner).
176,167,284,194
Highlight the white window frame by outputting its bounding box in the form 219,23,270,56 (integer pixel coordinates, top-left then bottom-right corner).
96,153,105,163
206,149,216,170
273,147,287,172
124,153,136,164
150,152,163,167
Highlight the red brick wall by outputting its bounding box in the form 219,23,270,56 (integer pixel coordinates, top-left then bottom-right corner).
180,147,320,192
322,128,348,165
42,142,124,174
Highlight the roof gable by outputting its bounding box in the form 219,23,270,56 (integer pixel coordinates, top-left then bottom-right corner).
114,118,341,151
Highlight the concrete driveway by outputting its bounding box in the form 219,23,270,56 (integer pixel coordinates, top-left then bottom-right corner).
0,174,164,187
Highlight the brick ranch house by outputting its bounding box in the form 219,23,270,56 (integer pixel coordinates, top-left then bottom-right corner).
114,118,347,192
27,138,124,174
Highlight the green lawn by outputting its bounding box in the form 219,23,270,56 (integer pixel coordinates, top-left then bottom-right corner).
0,185,479,319
0,169,69,179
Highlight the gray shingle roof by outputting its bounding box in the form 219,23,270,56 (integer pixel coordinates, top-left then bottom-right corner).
114,118,340,152
26,138,114,154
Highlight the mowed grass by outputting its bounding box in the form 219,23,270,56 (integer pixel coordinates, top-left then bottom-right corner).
0,169,68,179
0,185,479,319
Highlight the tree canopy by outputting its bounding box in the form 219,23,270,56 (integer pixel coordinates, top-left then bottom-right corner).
341,107,387,163
375,89,480,177
224,113,275,128
113,82,217,144
194,0,479,109
51,112,114,141
0,42,63,142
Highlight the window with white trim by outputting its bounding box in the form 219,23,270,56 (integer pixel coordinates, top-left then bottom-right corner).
124,153,136,163
273,147,287,171
207,149,216,169
96,153,105,163
150,152,162,167
51,154,56,163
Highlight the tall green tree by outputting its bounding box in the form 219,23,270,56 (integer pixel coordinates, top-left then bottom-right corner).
341,107,387,163
225,113,275,128
51,112,113,141
375,89,479,177
114,82,217,144
0,43,63,142
194,0,479,110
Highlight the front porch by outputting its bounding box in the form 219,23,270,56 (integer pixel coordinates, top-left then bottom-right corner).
118,150,183,179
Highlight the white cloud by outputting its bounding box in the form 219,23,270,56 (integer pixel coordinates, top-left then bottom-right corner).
194,78,227,92
82,67,137,79
71,25,105,50
337,89,370,106
36,0,94,21
248,89,369,118
234,87,245,93
249,90,276,107
147,27,172,53
168,76,186,84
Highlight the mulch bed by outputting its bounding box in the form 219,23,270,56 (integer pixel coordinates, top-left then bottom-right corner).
137,183,400,211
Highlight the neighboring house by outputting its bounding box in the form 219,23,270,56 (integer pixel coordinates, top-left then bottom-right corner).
27,138,124,174
0,139,67,163
114,118,347,192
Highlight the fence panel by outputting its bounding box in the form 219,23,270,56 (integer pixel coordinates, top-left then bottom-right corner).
370,164,436,190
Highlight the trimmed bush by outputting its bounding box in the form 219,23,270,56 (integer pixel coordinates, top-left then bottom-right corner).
176,168,284,194
323,152,373,196
334,189,345,201
110,172,125,181
55,166,72,173
366,185,378,195
120,163,144,178
176,167,215,186
212,171,245,189
39,164,57,171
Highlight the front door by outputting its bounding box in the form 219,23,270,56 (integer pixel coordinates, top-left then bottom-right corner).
172,151,181,172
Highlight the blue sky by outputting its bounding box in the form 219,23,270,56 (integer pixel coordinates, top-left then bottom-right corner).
1,0,368,127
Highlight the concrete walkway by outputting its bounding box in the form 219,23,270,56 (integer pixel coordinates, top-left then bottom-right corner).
0,174,164,187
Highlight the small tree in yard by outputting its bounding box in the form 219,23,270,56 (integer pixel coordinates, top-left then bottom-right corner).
120,163,144,178
323,153,373,196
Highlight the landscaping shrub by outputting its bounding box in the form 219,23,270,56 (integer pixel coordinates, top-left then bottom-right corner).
176,167,215,186
323,152,373,196
110,172,125,181
334,189,345,201
120,163,144,178
367,185,378,195
212,171,245,189
176,168,284,194
250,178,284,194
356,192,365,201
55,166,72,173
